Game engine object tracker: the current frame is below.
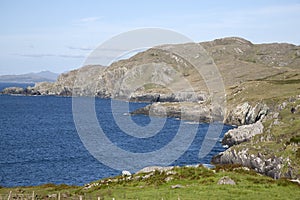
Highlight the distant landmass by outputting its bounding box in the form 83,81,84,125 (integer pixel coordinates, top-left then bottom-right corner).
0,71,59,83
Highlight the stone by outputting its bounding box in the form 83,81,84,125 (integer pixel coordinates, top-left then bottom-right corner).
171,184,184,189
136,166,174,174
47,194,57,198
217,176,236,185
290,179,300,185
122,170,131,176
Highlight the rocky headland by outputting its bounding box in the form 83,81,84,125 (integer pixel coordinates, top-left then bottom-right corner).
2,37,300,180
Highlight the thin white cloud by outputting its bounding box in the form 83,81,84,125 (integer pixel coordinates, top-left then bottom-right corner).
77,17,102,23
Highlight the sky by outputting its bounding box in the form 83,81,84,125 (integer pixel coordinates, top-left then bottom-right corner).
0,0,300,75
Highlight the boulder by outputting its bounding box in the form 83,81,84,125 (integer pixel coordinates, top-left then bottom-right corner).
217,176,236,185
122,170,132,176
222,121,264,147
171,184,184,189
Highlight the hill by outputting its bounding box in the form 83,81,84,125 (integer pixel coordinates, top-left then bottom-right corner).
0,71,58,83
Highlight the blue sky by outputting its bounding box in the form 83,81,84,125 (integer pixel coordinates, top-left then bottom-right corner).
0,0,300,75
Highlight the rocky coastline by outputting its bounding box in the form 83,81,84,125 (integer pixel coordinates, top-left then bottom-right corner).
1,37,299,180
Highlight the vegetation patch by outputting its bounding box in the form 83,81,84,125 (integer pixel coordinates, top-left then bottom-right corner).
1,165,299,199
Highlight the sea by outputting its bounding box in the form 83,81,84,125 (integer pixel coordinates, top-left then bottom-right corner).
0,83,233,187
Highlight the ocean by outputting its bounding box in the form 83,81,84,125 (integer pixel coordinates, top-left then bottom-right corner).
0,84,232,187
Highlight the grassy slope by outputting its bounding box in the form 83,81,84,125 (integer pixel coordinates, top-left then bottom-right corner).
224,69,300,177
0,165,299,199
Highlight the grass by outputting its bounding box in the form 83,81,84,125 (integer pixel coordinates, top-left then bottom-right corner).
226,71,300,108
0,165,299,199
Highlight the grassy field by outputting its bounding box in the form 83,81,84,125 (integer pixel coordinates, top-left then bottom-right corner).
1,165,299,199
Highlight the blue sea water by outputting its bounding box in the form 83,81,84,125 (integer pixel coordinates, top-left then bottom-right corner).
0,93,232,187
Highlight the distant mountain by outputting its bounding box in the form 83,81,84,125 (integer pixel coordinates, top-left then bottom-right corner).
0,71,59,83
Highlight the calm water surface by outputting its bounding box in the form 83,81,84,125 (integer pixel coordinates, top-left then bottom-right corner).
0,93,232,187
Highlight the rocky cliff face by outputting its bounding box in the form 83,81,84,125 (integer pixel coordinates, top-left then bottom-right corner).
211,147,287,179
213,98,300,180
225,102,269,126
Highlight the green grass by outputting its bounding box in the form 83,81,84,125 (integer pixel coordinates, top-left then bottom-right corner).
1,165,299,199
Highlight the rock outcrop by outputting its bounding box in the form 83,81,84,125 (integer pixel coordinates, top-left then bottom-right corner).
130,102,216,122
217,176,236,185
136,166,174,174
222,121,264,147
225,102,269,125
213,98,300,180
1,87,25,95
212,148,287,179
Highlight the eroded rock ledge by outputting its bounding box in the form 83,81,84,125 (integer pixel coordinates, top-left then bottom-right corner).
211,148,286,179
222,121,264,147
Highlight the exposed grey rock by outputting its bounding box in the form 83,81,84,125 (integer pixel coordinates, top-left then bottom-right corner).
222,121,264,147
131,102,215,122
130,92,160,102
171,184,184,189
217,176,236,185
129,92,207,103
212,148,285,179
225,102,269,125
1,87,25,95
136,166,174,174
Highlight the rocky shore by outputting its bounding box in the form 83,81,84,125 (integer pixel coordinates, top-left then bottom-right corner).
1,37,300,180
